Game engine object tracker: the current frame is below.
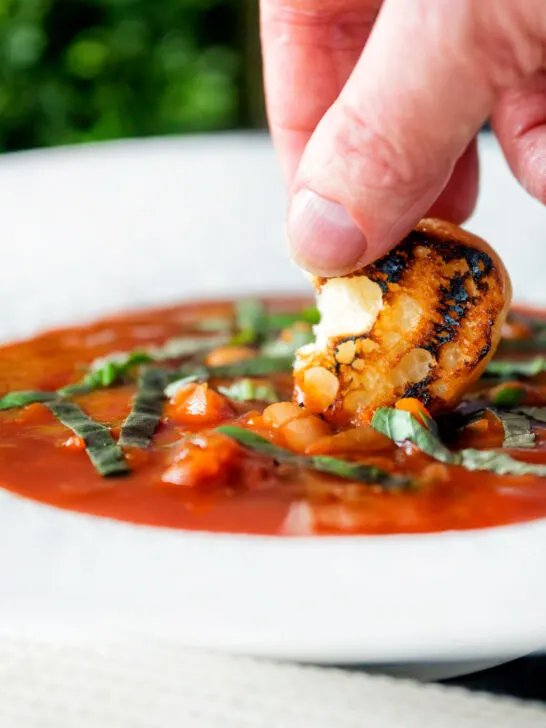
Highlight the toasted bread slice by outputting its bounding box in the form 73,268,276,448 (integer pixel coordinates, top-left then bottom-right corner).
293,219,511,425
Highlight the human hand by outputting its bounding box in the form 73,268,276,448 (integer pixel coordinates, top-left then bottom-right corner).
261,0,546,274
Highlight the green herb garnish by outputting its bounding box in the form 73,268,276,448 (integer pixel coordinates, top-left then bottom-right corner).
218,379,279,403
231,299,319,346
216,425,410,489
485,357,546,379
514,406,546,423
261,326,314,357
265,307,320,329
60,335,226,397
45,400,129,476
0,390,59,410
118,368,168,449
166,355,294,398
490,384,526,407
459,449,546,476
207,355,294,379
231,298,267,345
194,317,232,332
372,407,546,477
164,373,206,398
147,336,226,361
61,351,153,396
371,408,454,463
494,410,535,449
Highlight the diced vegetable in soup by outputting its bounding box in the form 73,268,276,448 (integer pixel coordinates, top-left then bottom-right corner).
1,219,546,535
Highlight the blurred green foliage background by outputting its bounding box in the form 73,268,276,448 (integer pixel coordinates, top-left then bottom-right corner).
0,0,265,151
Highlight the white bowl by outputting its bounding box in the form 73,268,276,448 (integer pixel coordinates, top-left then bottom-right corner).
0,133,545,679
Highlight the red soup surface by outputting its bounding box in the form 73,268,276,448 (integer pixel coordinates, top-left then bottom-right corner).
0,297,545,536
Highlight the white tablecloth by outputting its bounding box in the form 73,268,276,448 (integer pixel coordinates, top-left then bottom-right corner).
0,639,545,728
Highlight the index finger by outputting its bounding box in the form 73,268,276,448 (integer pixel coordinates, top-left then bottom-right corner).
260,0,380,184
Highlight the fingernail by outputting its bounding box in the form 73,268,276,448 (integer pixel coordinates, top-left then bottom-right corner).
287,189,367,275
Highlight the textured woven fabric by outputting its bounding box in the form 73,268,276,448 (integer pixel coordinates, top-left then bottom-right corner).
0,639,545,728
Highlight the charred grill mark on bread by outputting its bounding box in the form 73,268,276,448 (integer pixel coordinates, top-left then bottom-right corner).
293,219,511,425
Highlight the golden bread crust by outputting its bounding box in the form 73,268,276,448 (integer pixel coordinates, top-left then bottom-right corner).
293,218,511,425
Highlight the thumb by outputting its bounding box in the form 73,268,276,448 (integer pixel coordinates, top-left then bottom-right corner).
287,0,544,275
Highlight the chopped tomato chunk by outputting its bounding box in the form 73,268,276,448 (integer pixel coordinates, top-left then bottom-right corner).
15,402,49,424
162,432,240,487
167,383,233,425
205,346,256,367
306,426,393,456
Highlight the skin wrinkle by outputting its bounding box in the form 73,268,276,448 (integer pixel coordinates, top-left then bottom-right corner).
294,98,456,239
512,131,546,202
333,101,452,195
494,74,546,141
493,73,546,201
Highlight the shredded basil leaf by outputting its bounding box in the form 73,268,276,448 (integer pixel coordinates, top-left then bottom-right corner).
490,384,526,407
164,373,205,399
265,307,320,329
371,408,454,463
167,355,294,397
438,403,535,448
199,356,293,379
146,336,226,361
372,407,546,477
0,390,59,410
60,335,226,397
61,351,153,395
459,449,546,476
194,317,232,332
230,299,267,345
485,357,546,379
57,382,96,397
218,379,279,403
513,406,546,424
45,400,129,476
118,368,167,449
231,300,320,346
494,410,535,449
207,355,294,378
216,425,410,489
166,356,292,398
261,326,314,357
